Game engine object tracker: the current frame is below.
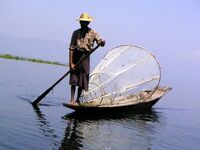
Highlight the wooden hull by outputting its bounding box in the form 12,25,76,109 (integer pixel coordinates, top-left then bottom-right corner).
63,86,171,113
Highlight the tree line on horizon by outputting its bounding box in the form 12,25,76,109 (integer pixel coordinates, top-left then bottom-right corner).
0,54,67,66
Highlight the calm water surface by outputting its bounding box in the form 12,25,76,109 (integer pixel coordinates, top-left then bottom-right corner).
0,59,200,150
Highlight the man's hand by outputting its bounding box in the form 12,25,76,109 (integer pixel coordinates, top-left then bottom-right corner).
70,63,76,70
100,40,106,47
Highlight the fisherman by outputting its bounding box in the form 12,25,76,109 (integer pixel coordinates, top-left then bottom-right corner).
69,12,105,105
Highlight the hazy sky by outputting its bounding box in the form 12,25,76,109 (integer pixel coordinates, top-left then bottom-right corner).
1,0,200,85
1,1,199,44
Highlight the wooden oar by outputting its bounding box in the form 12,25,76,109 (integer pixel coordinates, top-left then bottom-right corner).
32,45,100,106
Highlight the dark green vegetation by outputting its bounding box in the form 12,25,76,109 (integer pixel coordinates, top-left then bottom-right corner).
0,54,67,66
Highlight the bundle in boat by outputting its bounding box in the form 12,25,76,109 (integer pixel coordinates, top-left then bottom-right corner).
79,45,161,106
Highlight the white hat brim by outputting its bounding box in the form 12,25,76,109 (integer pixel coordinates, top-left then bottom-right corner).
76,18,93,22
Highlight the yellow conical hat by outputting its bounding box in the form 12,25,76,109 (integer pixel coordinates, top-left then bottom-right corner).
77,13,93,22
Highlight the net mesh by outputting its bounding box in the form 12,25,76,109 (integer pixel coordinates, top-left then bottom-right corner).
80,45,161,105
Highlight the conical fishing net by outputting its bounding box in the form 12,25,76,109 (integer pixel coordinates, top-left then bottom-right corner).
80,45,161,105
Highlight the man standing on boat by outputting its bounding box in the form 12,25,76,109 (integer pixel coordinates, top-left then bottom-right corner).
69,12,105,105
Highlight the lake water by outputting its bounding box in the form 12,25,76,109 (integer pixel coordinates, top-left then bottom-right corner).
0,59,200,150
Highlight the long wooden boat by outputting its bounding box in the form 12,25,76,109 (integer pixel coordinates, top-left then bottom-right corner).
63,86,171,113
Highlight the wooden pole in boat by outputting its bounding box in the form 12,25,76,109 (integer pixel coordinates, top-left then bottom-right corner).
32,45,100,106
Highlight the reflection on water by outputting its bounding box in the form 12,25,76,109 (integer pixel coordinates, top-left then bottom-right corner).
32,106,60,148
32,104,164,150
61,109,163,150
60,119,83,150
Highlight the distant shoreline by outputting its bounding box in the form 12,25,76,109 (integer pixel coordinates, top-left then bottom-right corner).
0,54,67,66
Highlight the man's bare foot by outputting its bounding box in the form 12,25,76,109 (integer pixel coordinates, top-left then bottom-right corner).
70,100,75,105
76,100,81,105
